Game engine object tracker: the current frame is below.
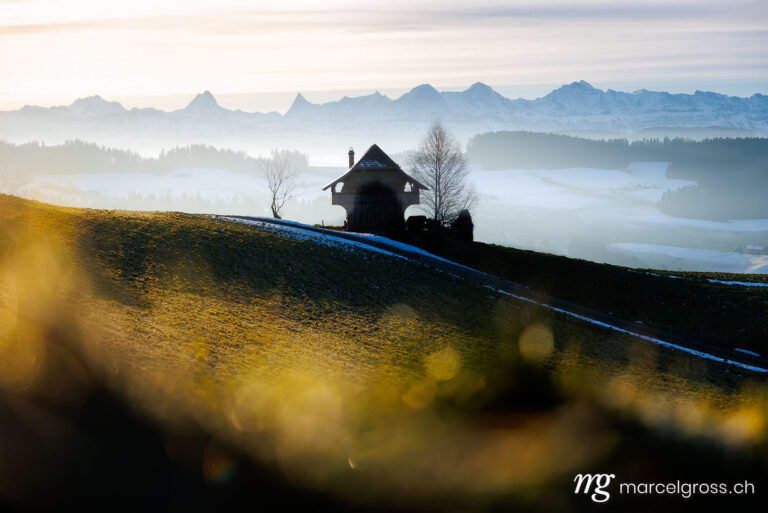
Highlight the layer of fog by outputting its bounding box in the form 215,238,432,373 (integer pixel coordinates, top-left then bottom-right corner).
10,161,768,274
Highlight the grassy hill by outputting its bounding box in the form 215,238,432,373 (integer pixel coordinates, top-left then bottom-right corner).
1,194,767,511
430,238,768,354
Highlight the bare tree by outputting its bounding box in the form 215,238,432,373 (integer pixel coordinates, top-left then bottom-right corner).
408,120,477,227
258,149,297,219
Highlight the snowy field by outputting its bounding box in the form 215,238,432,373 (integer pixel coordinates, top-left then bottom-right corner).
469,163,768,274
607,243,768,274
17,168,335,205
11,162,768,274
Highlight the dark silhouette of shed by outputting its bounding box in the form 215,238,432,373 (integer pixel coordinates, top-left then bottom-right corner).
322,145,427,234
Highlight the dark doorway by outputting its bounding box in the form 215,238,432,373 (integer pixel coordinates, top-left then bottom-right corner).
349,181,404,235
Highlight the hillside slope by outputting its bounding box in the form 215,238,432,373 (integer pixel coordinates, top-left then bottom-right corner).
430,238,768,354
1,194,767,510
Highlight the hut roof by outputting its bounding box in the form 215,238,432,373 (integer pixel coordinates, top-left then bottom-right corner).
322,144,428,191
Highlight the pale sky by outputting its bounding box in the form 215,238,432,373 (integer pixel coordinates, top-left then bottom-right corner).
1,0,767,111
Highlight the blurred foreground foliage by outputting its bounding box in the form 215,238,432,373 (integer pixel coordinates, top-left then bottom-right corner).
0,194,766,511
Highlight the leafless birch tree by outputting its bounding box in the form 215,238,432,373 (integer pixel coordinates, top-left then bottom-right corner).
258,149,296,219
408,121,477,227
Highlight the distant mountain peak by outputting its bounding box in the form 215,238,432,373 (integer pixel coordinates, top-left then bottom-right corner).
396,83,448,112
467,82,492,92
4,80,767,138
569,80,595,89
409,83,439,94
399,83,443,102
291,92,314,106
544,80,602,103
546,80,598,95
65,95,126,116
72,94,105,104
185,90,220,110
285,92,317,116
694,90,724,97
463,82,505,100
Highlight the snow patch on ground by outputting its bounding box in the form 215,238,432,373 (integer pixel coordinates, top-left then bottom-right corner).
350,232,478,270
610,206,768,232
707,279,768,287
223,216,479,272
219,217,407,260
632,269,768,287
486,286,767,374
608,243,768,274
735,348,761,357
470,162,694,210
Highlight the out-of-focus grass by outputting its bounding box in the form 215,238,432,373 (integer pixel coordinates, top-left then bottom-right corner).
1,193,766,510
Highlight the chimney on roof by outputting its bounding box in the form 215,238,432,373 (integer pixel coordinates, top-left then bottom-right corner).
348,148,354,168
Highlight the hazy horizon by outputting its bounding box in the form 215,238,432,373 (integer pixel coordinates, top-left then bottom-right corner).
2,0,766,111
3,79,768,114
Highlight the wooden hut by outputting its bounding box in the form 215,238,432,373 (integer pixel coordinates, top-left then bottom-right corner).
322,145,427,234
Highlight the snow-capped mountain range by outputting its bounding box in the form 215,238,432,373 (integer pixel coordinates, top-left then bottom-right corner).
2,81,766,157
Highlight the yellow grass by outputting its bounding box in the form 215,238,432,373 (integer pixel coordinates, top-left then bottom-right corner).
1,193,766,507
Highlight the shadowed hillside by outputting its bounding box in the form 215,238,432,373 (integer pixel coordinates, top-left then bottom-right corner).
1,194,767,511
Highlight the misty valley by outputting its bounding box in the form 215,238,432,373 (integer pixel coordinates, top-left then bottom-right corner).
3,133,766,274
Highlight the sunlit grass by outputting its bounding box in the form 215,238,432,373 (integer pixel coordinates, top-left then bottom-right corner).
1,193,766,508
